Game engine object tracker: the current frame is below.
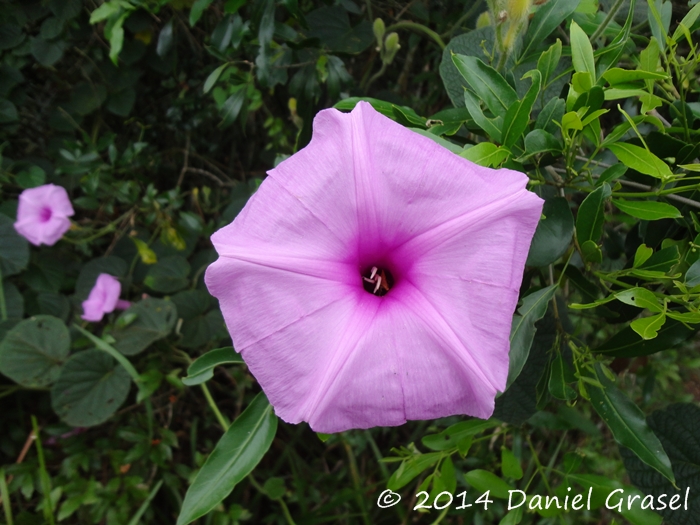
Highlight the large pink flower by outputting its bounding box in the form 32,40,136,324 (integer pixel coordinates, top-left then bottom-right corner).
14,184,74,246
206,102,543,433
82,273,130,322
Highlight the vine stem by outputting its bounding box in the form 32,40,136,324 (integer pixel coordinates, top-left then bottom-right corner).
590,0,627,43
31,416,55,525
200,383,230,431
385,21,446,49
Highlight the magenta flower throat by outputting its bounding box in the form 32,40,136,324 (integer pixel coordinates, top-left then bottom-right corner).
205,102,544,433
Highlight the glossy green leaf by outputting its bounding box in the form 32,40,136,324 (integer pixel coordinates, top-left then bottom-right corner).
608,143,673,180
526,198,574,267
51,349,130,427
570,21,596,80
422,419,498,451
0,315,69,387
203,64,228,94
156,19,174,57
576,183,611,244
0,214,29,277
521,0,579,60
536,39,562,88
638,246,679,273
597,164,627,186
219,89,246,128
523,129,562,157
459,142,509,167
463,90,502,141
685,259,700,287
508,285,557,388
602,68,668,85
182,347,244,386
631,313,666,340
615,288,663,313
587,363,675,484
177,392,278,525
634,244,654,267
111,298,177,356
534,97,565,135
452,55,517,118
672,2,700,42
502,70,541,148
621,403,700,525
464,469,513,499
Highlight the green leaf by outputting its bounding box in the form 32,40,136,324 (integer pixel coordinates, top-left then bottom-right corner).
439,27,494,108
0,214,29,277
387,452,442,491
459,143,509,167
111,298,177,356
608,143,673,180
597,164,627,186
203,64,228,94
189,0,214,26
549,354,577,401
51,349,130,427
685,259,700,287
615,288,663,313
570,20,596,81
586,363,675,484
501,447,524,480
602,68,668,85
0,316,69,387
534,97,565,135
581,239,603,263
177,392,278,525
634,244,653,267
594,319,697,357
451,55,517,118
638,245,679,273
576,183,611,244
16,166,46,189
621,403,700,525
523,129,562,157
463,90,502,141
521,0,579,60
612,199,681,221
464,469,513,499
421,420,499,451
182,347,244,386
502,70,541,148
219,89,246,128
90,1,121,24
672,2,700,43
631,313,666,340
526,198,574,267
536,39,562,88
508,285,557,388
144,255,190,293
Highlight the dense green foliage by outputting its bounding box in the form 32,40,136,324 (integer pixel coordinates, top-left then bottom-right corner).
1,0,700,524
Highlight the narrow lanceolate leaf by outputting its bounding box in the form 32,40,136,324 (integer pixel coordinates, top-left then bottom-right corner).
608,142,674,180
612,199,682,220
587,363,675,484
520,0,578,60
570,21,596,81
576,183,611,244
502,70,541,148
182,346,244,386
507,285,557,388
177,392,277,525
451,54,517,118
459,142,509,167
463,90,502,142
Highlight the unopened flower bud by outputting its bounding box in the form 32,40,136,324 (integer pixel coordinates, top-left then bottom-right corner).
382,32,400,64
373,18,385,46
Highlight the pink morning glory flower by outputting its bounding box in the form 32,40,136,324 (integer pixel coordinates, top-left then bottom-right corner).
205,102,544,433
14,184,75,246
81,273,131,322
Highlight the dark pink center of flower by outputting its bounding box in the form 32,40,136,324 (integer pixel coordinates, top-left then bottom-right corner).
39,206,53,222
361,265,395,296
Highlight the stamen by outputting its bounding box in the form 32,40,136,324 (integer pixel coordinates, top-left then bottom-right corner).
369,266,378,279
373,275,382,294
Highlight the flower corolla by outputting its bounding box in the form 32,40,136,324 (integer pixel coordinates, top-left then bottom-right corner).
81,273,130,322
14,184,74,246
206,102,544,433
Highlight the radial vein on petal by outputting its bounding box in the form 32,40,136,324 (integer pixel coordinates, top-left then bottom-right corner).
220,250,353,283
402,281,500,393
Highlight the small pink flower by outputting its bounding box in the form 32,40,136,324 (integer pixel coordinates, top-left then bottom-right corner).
206,102,544,433
14,184,75,246
81,274,131,322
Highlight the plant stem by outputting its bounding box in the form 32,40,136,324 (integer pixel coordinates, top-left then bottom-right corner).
200,383,230,431
385,21,446,49
342,438,371,525
0,469,13,525
590,0,626,43
31,417,55,525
